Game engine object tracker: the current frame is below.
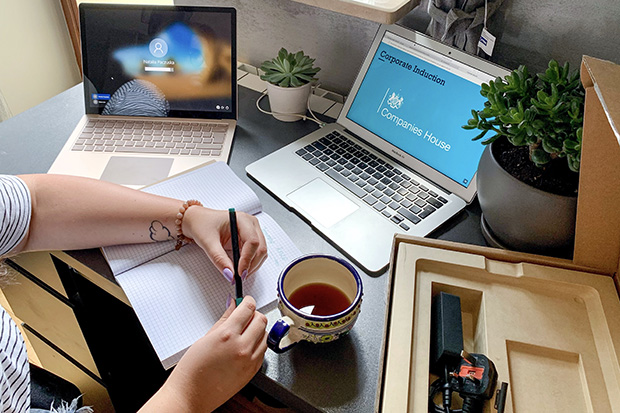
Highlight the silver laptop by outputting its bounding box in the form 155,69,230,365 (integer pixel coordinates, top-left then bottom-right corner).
49,4,237,188
246,24,509,274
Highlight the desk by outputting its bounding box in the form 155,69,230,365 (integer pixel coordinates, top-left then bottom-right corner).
0,83,486,412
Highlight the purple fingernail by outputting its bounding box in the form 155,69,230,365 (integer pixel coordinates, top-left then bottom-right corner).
241,269,248,280
222,268,234,285
226,293,233,309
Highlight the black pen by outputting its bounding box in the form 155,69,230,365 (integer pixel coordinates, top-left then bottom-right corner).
229,208,243,305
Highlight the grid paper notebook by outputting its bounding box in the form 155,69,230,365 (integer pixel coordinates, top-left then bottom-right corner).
102,162,301,368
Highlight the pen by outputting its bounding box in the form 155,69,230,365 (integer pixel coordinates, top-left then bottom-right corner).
229,208,243,306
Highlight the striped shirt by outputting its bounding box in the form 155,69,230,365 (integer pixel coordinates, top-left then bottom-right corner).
0,176,30,257
0,175,31,412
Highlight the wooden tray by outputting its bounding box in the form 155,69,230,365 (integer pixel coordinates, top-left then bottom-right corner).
378,238,620,412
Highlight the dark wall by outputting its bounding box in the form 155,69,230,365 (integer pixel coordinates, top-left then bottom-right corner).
180,0,620,93
483,0,620,74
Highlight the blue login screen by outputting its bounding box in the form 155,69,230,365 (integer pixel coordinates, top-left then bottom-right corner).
346,40,488,188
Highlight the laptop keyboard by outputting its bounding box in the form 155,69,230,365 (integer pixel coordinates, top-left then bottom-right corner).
71,118,229,156
295,130,449,231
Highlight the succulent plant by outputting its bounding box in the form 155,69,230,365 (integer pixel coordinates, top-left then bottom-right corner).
463,60,584,172
260,48,321,88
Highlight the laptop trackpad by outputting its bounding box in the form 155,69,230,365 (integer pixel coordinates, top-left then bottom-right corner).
100,156,173,186
287,178,359,228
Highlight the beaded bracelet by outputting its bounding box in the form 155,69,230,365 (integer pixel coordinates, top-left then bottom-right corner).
175,200,203,250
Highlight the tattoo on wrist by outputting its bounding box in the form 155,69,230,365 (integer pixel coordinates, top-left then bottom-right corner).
149,221,175,242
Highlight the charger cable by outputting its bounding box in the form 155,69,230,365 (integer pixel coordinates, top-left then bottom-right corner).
255,84,326,127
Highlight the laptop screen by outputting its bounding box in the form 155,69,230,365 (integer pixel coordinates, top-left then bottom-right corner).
345,30,496,189
80,4,236,119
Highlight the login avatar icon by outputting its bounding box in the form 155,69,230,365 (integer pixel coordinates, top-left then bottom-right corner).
149,38,169,57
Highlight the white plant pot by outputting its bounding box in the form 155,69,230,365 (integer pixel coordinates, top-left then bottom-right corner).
266,82,311,122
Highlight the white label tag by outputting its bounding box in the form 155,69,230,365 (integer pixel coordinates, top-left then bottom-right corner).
478,27,496,56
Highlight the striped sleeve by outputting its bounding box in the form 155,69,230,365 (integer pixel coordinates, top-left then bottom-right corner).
0,176,31,258
0,308,30,413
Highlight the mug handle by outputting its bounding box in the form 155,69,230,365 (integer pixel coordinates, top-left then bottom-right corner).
267,316,300,353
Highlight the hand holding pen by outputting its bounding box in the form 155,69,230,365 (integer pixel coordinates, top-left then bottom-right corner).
178,207,268,293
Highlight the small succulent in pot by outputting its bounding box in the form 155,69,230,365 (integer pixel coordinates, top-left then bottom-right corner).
260,48,321,88
463,60,584,173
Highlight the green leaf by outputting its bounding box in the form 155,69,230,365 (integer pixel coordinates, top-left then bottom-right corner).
481,134,500,145
567,155,580,173
480,83,490,97
472,130,489,141
265,73,286,84
563,139,580,151
271,58,287,73
294,51,305,64
282,59,291,73
531,148,551,166
542,137,561,153
295,73,313,83
277,48,289,61
462,116,479,129
510,132,526,146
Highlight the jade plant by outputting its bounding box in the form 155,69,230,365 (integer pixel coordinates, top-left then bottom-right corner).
463,60,585,172
260,48,321,88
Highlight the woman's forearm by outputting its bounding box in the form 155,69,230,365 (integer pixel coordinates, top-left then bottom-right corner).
16,174,180,253
13,173,267,281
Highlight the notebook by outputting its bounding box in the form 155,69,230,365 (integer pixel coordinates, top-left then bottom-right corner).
48,4,238,188
102,162,301,369
246,24,509,274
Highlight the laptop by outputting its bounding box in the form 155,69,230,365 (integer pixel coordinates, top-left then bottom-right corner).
246,24,509,274
49,4,237,188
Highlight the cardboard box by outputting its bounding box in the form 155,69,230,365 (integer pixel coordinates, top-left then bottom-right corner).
376,56,620,412
575,56,620,282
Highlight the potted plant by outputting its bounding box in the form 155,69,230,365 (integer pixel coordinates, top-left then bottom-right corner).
463,60,584,255
260,48,321,122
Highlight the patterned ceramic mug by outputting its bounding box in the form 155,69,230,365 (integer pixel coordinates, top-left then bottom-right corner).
267,254,363,353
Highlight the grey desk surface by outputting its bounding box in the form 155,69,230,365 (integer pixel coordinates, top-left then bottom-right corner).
0,83,486,412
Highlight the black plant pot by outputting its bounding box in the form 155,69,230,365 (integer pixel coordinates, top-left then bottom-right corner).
476,143,578,256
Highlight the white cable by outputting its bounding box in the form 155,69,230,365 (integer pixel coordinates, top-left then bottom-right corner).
306,84,325,125
255,84,327,127
484,0,488,29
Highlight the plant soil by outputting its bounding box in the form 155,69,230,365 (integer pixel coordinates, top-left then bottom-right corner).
492,137,579,197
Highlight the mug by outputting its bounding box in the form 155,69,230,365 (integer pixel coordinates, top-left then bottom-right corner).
267,254,363,353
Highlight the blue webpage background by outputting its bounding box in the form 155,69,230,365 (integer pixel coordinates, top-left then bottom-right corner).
346,41,488,188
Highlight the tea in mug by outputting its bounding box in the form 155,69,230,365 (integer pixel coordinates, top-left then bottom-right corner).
288,282,351,316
